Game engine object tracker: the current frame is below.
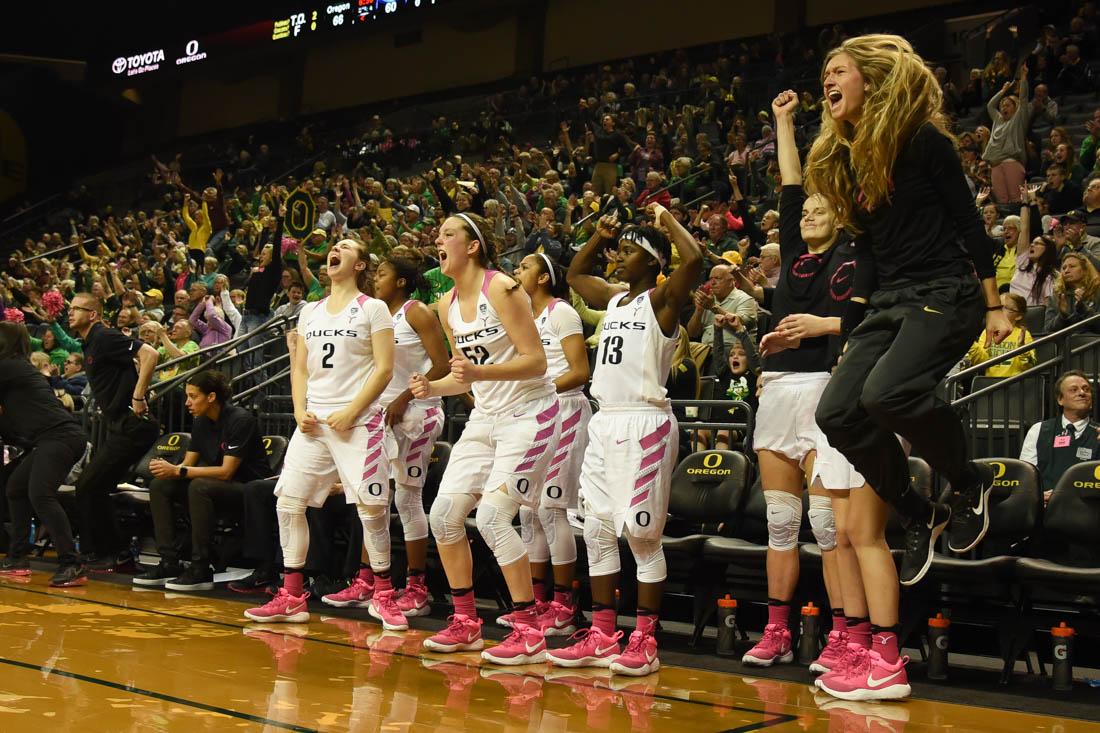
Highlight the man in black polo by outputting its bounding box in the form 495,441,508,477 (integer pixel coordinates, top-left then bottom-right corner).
1020,370,1098,503
68,292,161,572
134,370,269,591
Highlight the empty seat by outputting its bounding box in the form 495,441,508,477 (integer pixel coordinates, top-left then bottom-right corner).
1016,461,1100,584
1026,306,1046,336
262,435,289,476
660,449,752,556
968,374,1048,458
1066,334,1100,376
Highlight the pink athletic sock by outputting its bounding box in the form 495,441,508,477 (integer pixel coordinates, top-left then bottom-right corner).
636,612,658,636
357,566,374,584
849,619,872,648
283,570,304,597
374,573,392,592
553,590,573,607
593,607,617,636
873,627,901,664
513,601,539,627
832,611,848,635
532,578,548,602
767,601,790,629
452,589,477,619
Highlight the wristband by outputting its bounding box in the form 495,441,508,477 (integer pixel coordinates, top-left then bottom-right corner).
179,466,189,478
986,305,1004,312
133,395,147,401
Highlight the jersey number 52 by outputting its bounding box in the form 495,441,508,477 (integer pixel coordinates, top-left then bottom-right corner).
461,345,490,364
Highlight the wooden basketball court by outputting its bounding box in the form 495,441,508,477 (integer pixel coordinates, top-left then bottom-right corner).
0,574,1095,732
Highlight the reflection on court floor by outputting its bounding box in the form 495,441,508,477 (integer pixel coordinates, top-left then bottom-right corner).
0,576,1094,732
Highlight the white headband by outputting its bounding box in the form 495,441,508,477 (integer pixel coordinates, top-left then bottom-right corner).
456,213,486,251
621,229,666,268
538,252,557,286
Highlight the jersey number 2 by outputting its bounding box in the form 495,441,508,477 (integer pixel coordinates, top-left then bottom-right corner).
321,342,335,369
600,335,624,365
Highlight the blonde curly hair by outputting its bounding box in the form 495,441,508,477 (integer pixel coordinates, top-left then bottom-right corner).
803,34,953,233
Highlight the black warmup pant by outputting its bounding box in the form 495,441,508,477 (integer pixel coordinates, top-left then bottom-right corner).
75,412,160,557
6,428,87,565
149,477,247,563
815,275,985,521
305,498,361,579
241,479,280,571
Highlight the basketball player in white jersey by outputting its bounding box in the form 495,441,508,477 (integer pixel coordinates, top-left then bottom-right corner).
319,253,450,628
409,212,561,665
244,238,395,625
551,203,702,676
499,252,591,637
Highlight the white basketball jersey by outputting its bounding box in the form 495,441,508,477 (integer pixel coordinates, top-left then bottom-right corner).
300,293,394,421
591,290,676,407
448,270,553,414
381,299,441,409
536,299,584,397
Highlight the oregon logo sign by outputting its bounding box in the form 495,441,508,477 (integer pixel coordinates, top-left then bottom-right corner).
157,434,183,452
988,461,1020,487
687,452,733,476
1071,464,1100,488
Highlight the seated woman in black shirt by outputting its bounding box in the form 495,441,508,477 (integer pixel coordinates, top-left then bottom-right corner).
0,322,88,587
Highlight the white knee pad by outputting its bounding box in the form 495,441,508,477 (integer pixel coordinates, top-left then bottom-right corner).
275,495,309,568
357,503,392,572
808,495,837,551
538,505,577,565
583,515,621,577
428,494,475,546
625,532,666,584
395,484,429,542
764,490,802,552
520,506,550,563
475,490,527,567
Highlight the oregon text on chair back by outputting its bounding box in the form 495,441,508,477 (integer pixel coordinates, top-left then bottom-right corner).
972,458,1042,558
261,435,289,476
667,450,751,529
1041,461,1100,567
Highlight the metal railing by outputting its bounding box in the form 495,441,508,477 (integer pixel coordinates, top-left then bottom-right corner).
946,313,1100,459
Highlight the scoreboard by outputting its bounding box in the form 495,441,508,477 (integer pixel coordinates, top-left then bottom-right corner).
105,0,442,79
272,0,438,41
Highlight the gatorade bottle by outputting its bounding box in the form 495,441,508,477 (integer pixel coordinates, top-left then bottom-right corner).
1052,622,1075,692
716,595,738,656
927,613,950,681
797,603,821,665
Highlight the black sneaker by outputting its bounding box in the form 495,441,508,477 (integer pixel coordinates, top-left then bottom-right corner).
165,563,215,592
132,561,184,587
309,575,347,599
228,569,279,595
50,564,88,587
0,557,31,577
947,462,994,553
90,552,139,575
899,503,951,587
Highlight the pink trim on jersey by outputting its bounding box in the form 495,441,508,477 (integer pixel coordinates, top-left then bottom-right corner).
546,298,561,313
560,408,582,432
401,300,415,315
630,419,672,507
356,293,370,307
533,424,556,443
481,269,497,296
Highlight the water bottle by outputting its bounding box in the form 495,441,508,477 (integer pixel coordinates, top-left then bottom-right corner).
130,536,141,565
1052,622,1075,692
927,613,950,681
797,602,821,665
28,519,36,546
716,595,738,656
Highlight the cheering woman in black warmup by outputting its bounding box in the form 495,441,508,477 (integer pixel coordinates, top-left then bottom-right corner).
0,322,89,586
807,35,1012,590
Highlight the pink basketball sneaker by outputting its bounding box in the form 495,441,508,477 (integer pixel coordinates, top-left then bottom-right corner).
481,623,547,665
538,600,578,637
423,614,484,653
368,589,409,631
322,576,374,608
742,623,794,666
395,577,431,617
608,629,660,676
244,588,310,623
816,644,912,701
810,629,850,674
546,627,623,668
